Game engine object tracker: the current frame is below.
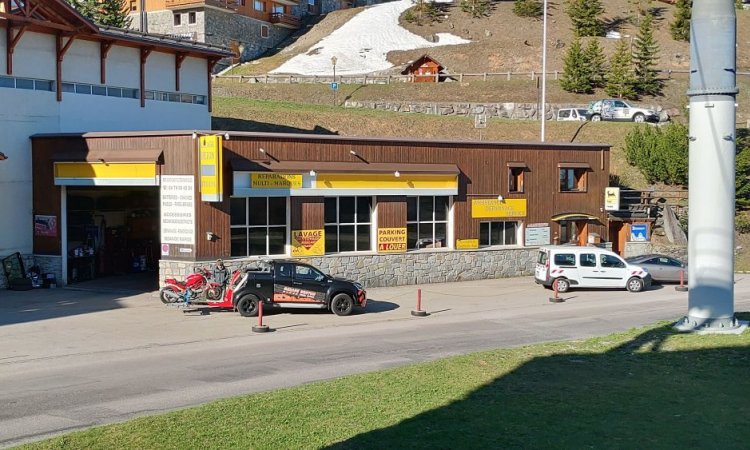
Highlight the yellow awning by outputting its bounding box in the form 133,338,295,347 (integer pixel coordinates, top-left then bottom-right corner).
54,162,160,186
551,212,600,222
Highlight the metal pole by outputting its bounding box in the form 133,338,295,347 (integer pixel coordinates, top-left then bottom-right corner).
678,0,741,332
540,0,548,142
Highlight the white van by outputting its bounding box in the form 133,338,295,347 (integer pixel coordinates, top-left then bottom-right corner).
534,246,651,293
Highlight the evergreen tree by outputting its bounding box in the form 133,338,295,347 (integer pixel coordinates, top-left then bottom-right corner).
584,38,607,88
560,36,593,94
99,0,132,28
461,0,492,18
670,0,691,42
513,0,543,18
566,0,604,37
606,39,637,99
633,13,661,96
67,0,98,21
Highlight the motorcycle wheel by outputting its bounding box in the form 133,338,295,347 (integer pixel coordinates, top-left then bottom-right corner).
206,286,223,301
160,286,182,304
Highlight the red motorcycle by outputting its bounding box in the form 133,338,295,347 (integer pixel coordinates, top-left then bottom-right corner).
160,267,223,304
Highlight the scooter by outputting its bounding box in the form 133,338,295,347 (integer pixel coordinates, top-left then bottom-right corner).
160,267,223,304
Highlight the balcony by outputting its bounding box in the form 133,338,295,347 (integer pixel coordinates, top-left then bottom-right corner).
165,0,238,11
269,12,300,29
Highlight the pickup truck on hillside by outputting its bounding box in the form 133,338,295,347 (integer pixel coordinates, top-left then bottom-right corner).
232,260,367,317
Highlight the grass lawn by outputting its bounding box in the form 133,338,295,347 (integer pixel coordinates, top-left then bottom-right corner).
21,314,750,450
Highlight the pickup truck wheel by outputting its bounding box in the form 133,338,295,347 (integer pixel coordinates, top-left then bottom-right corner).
633,113,645,123
236,296,259,317
331,293,354,316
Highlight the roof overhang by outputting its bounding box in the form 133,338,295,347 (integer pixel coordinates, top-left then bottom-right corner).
53,148,163,186
551,213,600,222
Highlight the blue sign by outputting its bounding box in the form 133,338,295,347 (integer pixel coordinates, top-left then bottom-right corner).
331,82,338,90
630,224,649,242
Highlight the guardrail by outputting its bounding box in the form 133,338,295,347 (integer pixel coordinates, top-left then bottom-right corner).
214,69,750,85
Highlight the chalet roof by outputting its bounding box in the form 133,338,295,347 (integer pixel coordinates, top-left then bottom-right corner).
0,0,231,58
401,54,445,75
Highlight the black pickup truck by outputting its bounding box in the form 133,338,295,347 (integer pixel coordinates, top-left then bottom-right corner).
232,260,367,317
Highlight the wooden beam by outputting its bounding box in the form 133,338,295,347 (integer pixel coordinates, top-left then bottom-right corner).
0,12,77,32
55,34,75,102
207,59,218,113
6,23,28,75
140,47,153,108
100,41,113,84
175,52,187,92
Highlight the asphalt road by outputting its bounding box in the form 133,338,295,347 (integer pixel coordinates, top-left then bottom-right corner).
1,275,749,447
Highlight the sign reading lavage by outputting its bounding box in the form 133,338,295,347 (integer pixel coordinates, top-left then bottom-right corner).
456,239,479,249
291,229,325,256
377,228,407,253
199,136,223,202
250,172,303,189
273,284,326,303
525,224,551,246
160,175,195,246
471,199,527,218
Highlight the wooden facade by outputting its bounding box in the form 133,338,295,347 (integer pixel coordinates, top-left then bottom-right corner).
402,55,444,83
31,131,611,263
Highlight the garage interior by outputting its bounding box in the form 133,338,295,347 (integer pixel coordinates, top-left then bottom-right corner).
66,187,160,284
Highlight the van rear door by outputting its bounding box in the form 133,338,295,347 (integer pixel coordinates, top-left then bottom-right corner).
534,250,549,283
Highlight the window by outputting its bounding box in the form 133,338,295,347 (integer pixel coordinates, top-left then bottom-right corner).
479,221,518,247
559,221,579,245
509,166,524,193
276,263,291,278
75,83,92,94
553,253,576,267
559,167,587,192
230,197,287,256
295,264,324,281
34,80,53,91
407,196,449,250
272,4,284,13
174,13,181,26
260,25,269,38
188,11,196,24
580,253,597,267
558,109,570,119
130,0,136,11
92,85,107,96
107,87,123,97
61,82,75,93
0,76,14,88
254,0,264,10
16,78,34,90
325,197,372,253
600,254,625,269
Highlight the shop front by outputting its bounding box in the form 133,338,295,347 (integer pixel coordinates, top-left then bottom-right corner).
31,131,611,288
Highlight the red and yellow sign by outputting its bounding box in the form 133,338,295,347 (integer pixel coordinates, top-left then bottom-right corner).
377,228,407,253
456,239,479,250
199,135,223,202
291,229,325,256
471,199,527,218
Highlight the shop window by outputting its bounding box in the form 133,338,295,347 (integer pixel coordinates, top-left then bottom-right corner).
188,12,196,24
324,197,372,253
407,196,449,250
479,221,518,247
174,13,181,26
559,167,587,192
509,167,524,193
230,197,287,256
260,25,269,38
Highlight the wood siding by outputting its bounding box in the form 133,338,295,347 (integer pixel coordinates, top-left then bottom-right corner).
291,197,324,230
377,196,406,229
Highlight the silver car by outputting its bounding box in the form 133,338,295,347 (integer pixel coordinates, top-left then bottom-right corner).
586,99,659,123
625,254,687,283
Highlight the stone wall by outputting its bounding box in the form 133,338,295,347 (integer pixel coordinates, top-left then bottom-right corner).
0,254,63,289
623,242,687,260
159,247,538,289
344,100,560,120
206,9,294,62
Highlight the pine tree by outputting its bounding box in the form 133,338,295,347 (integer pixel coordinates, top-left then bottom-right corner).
67,0,98,21
461,0,492,18
633,13,661,96
513,0,543,18
670,0,691,42
584,38,607,88
566,0,604,37
99,0,132,28
606,39,637,99
560,36,593,94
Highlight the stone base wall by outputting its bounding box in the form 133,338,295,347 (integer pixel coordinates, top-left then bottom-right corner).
206,9,294,62
159,247,537,289
624,242,687,260
0,254,63,289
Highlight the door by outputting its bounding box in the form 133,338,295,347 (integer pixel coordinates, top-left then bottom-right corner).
578,252,604,287
598,253,629,287
613,100,628,120
291,264,328,305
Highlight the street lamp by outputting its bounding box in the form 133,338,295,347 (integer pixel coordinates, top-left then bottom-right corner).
331,55,338,106
540,0,548,142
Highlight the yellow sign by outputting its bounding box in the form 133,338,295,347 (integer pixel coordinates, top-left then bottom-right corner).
292,229,325,256
251,172,303,189
456,239,479,250
199,135,223,202
315,173,457,191
471,199,527,218
604,187,620,211
377,228,407,253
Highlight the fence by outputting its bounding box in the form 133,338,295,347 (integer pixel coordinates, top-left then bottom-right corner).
214,69,750,85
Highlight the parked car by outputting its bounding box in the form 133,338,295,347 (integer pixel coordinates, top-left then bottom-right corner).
534,246,652,293
586,99,660,123
625,254,687,284
557,108,588,121
231,260,367,316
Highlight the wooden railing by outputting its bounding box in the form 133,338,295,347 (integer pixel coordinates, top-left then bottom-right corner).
269,12,301,28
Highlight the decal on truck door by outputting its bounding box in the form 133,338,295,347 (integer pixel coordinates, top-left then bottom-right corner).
273,284,326,303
